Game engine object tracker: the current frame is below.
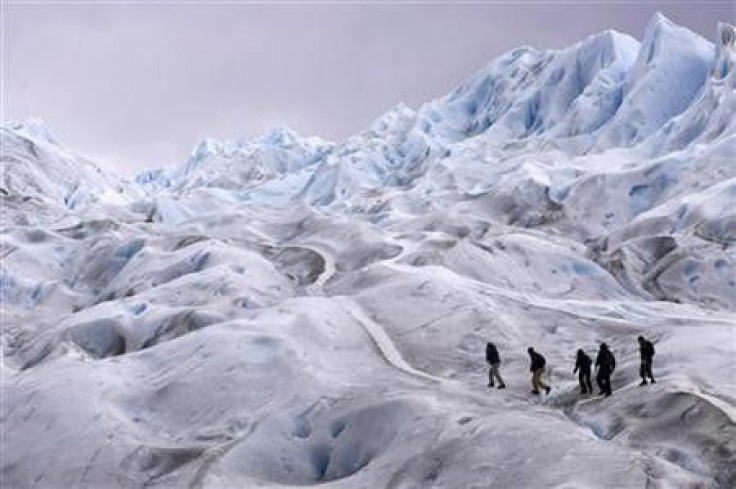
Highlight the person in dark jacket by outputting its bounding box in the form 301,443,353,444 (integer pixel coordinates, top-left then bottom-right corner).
485,342,506,389
638,336,656,385
573,349,593,395
595,343,616,397
528,347,551,395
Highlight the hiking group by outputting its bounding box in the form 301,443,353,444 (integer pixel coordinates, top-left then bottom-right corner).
485,336,656,397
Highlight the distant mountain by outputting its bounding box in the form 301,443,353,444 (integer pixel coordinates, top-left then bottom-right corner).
1,119,134,209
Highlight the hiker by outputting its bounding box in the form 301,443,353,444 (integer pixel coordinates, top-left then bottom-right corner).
573,349,593,395
638,336,656,385
595,343,616,397
528,347,551,395
485,342,506,389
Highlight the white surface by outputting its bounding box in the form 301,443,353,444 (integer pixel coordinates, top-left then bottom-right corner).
2,14,735,489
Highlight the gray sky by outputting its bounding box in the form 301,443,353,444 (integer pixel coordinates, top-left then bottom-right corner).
4,1,734,175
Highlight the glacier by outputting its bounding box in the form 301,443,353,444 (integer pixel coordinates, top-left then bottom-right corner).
2,14,735,489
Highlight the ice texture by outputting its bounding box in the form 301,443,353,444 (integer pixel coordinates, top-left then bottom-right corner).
2,14,735,489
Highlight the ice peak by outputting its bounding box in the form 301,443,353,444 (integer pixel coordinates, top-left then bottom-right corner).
719,22,735,48
624,11,713,90
590,29,639,58
638,12,711,67
713,23,736,79
648,11,674,30
582,28,636,50
261,125,300,147
391,102,414,115
370,103,417,134
190,137,222,162
3,118,58,146
572,28,640,72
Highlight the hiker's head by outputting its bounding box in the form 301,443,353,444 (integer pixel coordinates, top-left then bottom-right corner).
637,336,645,343
527,347,534,354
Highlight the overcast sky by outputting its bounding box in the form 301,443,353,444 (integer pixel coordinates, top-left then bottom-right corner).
4,1,734,175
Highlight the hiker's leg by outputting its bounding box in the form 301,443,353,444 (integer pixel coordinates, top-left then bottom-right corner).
532,370,541,392
646,360,655,381
596,372,605,393
536,368,549,390
539,369,547,389
492,364,505,385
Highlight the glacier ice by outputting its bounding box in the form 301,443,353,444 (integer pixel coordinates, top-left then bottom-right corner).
2,13,736,489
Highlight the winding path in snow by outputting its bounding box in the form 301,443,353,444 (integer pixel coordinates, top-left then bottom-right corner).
298,240,445,384
338,297,442,384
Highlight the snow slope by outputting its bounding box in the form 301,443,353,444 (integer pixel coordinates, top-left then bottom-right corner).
1,120,136,210
2,14,735,489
